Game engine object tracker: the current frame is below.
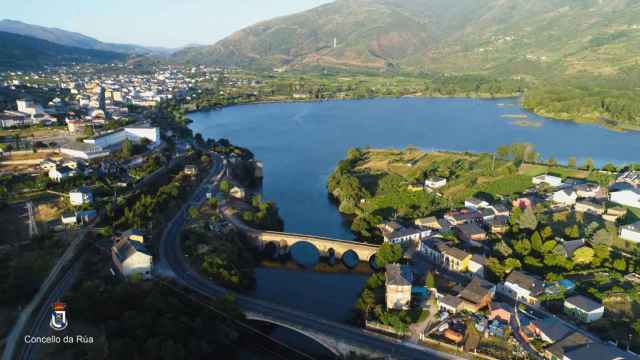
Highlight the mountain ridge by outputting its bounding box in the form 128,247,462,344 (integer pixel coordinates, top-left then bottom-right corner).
172,0,640,77
0,19,174,55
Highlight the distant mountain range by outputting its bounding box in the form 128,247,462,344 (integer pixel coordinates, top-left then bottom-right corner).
172,0,640,77
0,31,127,69
0,19,174,56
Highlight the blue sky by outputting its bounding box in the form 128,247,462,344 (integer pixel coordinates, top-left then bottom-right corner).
3,0,332,48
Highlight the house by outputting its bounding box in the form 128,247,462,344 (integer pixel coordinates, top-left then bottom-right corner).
575,183,601,198
552,189,578,205
121,229,145,243
575,200,605,215
385,264,413,310
444,209,482,225
48,166,75,182
443,329,464,344
499,270,544,306
545,332,592,360
465,197,490,210
112,237,153,280
424,177,447,189
420,239,472,273
616,170,640,188
415,216,441,230
620,222,640,243
458,277,496,312
489,203,510,217
184,164,198,176
39,159,58,171
564,295,604,323
602,206,628,222
385,227,430,244
439,295,463,314
562,343,636,360
69,187,93,206
468,254,486,278
488,303,511,323
557,238,586,258
490,215,509,234
512,196,535,210
456,223,487,247
378,221,403,234
78,209,97,223
60,212,78,225
229,186,246,200
610,188,640,209
532,174,563,187
530,318,573,344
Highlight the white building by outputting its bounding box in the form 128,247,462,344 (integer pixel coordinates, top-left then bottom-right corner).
424,177,447,189
48,166,75,182
16,99,43,115
385,227,430,245
552,188,578,205
620,222,640,243
610,188,640,209
532,174,563,188
564,295,604,323
112,237,153,279
60,143,110,160
385,264,412,310
498,271,544,307
84,125,160,149
69,188,93,206
464,197,490,210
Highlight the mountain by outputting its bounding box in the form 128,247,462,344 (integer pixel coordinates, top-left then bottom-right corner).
0,19,174,55
173,0,640,77
0,31,127,69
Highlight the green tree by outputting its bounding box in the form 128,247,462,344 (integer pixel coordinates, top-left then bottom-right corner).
602,163,617,172
425,271,436,289
531,231,543,252
583,158,594,171
541,226,554,239
517,207,538,231
188,206,199,219
592,228,613,246
564,224,580,239
568,156,577,169
612,258,627,272
513,239,532,256
486,257,506,282
494,241,513,257
375,243,402,268
505,258,522,272
572,247,594,265
219,180,231,193
541,240,558,253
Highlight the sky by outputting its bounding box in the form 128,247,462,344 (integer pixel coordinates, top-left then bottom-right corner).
3,0,333,48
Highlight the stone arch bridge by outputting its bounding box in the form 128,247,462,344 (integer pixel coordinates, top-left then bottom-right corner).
253,231,380,263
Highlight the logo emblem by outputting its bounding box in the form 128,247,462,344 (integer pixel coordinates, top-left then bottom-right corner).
49,302,68,331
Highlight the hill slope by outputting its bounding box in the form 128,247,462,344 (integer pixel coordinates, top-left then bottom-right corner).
0,19,172,55
0,31,127,69
173,0,640,76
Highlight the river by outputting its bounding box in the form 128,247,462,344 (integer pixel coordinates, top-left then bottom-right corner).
189,97,640,240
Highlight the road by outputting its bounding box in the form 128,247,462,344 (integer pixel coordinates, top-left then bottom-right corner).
158,153,461,360
17,258,83,360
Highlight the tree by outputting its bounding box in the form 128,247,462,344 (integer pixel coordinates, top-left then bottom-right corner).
505,258,522,272
513,239,532,256
541,226,554,239
494,241,513,257
572,247,594,265
486,257,506,282
612,258,627,272
602,163,617,172
188,206,200,219
547,157,558,167
375,243,402,268
517,207,538,231
583,158,594,171
510,206,522,227
568,156,577,169
564,224,580,239
425,271,436,289
219,180,231,193
251,194,262,208
531,231,543,253
592,228,613,247
122,138,133,158
541,240,558,254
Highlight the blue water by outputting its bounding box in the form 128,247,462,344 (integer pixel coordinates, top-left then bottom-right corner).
189,97,640,239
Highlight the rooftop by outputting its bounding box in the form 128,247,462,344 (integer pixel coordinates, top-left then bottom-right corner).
385,263,413,287
565,295,603,312
505,270,544,296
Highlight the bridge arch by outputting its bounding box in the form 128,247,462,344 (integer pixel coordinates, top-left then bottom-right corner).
245,314,341,356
